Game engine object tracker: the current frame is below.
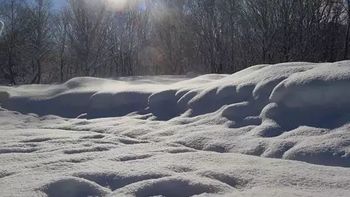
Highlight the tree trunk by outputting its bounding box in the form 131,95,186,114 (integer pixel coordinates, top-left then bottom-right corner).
344,12,350,59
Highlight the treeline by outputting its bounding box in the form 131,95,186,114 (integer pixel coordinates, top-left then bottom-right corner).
0,0,349,84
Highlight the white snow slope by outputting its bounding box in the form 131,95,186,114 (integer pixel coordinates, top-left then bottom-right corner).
1,61,350,196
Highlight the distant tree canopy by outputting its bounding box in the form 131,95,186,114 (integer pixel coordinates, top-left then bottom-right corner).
0,0,349,84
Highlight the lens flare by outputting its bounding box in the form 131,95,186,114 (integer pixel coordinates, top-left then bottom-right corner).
104,0,146,12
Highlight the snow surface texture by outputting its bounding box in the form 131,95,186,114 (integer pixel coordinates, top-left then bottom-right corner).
1,61,350,196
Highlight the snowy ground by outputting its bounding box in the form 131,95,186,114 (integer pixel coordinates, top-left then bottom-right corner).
1,61,350,196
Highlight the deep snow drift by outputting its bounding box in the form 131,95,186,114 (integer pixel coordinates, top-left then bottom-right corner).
1,61,350,196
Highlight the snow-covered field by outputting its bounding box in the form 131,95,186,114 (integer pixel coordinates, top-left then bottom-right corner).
1,61,350,196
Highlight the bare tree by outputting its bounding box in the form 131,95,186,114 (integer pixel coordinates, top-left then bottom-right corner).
27,0,52,83
52,10,69,82
66,0,109,76
0,0,28,84
344,0,350,59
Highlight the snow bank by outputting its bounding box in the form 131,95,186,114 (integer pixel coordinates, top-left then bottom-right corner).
1,118,350,197
1,61,350,169
1,108,350,196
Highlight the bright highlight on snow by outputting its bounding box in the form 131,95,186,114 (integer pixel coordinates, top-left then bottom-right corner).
1,61,350,196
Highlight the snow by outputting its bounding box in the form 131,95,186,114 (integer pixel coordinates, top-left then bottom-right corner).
1,61,350,196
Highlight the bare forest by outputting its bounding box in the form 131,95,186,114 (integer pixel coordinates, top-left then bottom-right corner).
0,0,349,84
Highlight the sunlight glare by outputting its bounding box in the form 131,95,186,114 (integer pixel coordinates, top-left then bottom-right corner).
106,0,129,11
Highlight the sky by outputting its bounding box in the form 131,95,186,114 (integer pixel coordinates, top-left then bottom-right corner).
52,0,66,9
24,0,65,9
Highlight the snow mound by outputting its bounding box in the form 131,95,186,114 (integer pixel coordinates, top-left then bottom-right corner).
41,177,110,197
1,61,350,168
1,108,350,196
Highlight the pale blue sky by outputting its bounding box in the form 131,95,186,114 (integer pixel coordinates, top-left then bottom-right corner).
52,0,66,9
